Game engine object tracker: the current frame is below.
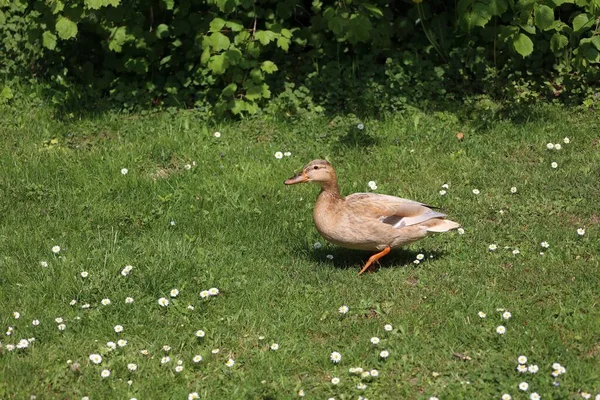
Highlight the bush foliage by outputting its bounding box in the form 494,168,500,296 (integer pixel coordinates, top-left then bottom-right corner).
1,0,600,116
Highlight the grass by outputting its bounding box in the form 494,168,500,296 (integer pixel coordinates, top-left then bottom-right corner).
1,97,599,399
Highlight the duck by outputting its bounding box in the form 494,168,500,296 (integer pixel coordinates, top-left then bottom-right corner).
284,159,460,275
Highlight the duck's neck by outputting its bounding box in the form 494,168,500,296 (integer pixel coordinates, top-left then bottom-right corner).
318,178,342,201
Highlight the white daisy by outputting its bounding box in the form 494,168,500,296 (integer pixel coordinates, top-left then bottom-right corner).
161,356,171,364
379,350,390,359
175,365,184,372
488,244,497,251
57,324,66,331
517,365,528,373
528,364,539,373
581,393,591,399
16,339,29,349
162,345,171,352
413,259,420,265
55,317,63,324
270,343,279,351
368,181,378,190
69,299,77,306
472,189,480,195
125,297,134,304
80,271,88,278
541,241,550,248
127,363,137,371
416,253,424,260
89,354,103,364
298,389,305,397
546,143,555,150
313,241,322,249
551,162,558,169
208,287,219,296
457,227,465,234
32,319,40,326
195,330,205,338
101,369,111,378
101,298,111,306
442,183,449,189
284,151,292,157
338,305,349,314
40,261,48,268
274,151,283,159
519,382,529,391
577,228,585,236
121,168,128,175
518,355,527,364
478,311,486,318
496,325,506,335
188,393,199,400
213,131,221,138
331,377,340,385
530,393,540,400
187,304,194,310
384,324,393,331
158,297,169,306
121,265,133,276
554,143,562,150
211,349,220,354
200,290,210,298
117,339,127,347
140,349,149,355
357,383,367,390
370,369,379,377
439,190,447,196
52,245,61,254
326,254,334,260
357,123,364,130
330,351,342,363
107,341,116,350
193,355,203,363
502,311,512,320
563,137,570,144
5,344,15,351
502,394,512,400
225,358,235,367
170,288,179,297
114,325,124,333
512,249,520,255
370,337,380,345
81,303,90,309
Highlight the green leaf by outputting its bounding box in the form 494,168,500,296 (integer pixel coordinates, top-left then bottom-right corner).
230,99,247,115
573,13,591,32
462,3,492,30
156,23,169,38
221,83,237,97
513,33,534,57
347,14,372,43
161,0,174,10
209,32,230,51
534,5,554,30
362,3,383,17
488,0,508,16
1,86,14,100
276,36,290,51
225,20,243,32
254,30,276,46
108,26,129,52
260,60,278,74
200,48,211,65
210,18,226,32
245,84,264,100
592,36,600,51
55,16,78,40
50,0,65,14
85,0,120,9
159,55,171,65
42,31,58,50
580,42,599,62
208,54,228,74
550,33,568,52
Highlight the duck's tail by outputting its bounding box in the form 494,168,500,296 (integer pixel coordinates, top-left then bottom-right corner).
425,219,461,233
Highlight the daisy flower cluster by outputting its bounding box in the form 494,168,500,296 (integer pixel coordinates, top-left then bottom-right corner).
274,151,292,159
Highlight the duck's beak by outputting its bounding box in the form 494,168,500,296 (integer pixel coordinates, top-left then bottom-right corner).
284,171,309,185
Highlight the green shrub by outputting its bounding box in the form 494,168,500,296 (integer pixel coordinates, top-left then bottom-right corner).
1,0,599,116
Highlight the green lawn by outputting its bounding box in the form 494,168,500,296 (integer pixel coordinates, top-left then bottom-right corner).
1,99,599,399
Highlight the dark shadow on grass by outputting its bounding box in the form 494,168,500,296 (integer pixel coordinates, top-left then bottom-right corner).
298,244,447,273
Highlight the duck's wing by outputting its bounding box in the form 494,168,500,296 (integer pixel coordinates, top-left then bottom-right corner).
345,193,448,228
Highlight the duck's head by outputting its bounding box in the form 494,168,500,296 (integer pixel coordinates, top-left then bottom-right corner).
284,159,336,186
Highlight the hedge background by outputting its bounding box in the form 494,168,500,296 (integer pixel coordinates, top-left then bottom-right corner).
1,0,599,117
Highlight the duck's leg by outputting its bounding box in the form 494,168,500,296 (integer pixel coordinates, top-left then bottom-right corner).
358,246,391,276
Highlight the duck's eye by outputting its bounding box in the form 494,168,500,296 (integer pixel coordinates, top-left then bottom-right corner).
313,165,319,170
